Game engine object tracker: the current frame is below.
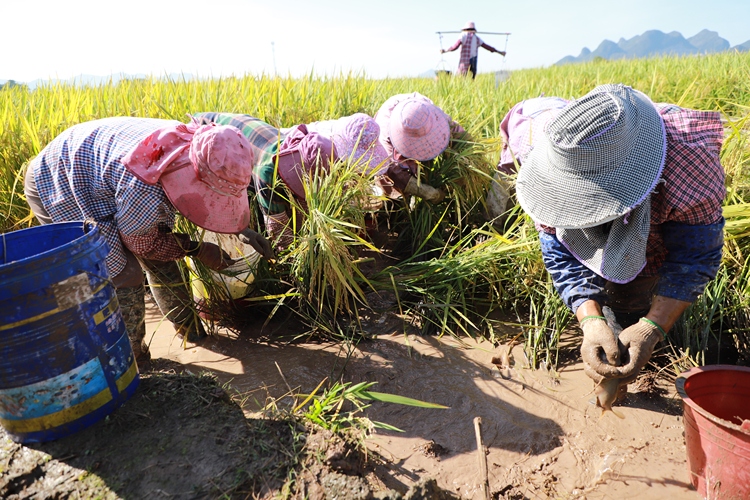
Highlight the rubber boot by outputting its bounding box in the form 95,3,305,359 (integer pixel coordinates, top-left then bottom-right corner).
140,258,207,342
116,284,150,368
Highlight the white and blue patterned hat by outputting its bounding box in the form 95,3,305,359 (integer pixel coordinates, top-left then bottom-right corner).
517,84,667,282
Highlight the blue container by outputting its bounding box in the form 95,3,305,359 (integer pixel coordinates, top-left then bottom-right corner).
0,221,139,443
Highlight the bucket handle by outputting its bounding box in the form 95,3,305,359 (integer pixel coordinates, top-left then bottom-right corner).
83,219,98,234
82,269,116,289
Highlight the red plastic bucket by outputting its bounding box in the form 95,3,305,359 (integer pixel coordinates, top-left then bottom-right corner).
675,365,750,499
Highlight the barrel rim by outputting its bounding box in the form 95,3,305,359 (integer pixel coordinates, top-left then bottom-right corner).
675,364,750,435
1,221,98,266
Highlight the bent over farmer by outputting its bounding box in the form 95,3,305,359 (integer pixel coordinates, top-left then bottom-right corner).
195,112,386,250
514,84,725,398
24,117,273,366
441,21,505,79
375,92,470,204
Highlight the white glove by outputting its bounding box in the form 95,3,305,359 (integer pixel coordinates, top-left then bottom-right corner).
238,228,274,260
403,177,446,204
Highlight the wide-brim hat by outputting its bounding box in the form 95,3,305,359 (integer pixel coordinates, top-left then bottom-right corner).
275,132,336,200
557,198,651,283
331,113,389,175
499,96,569,169
160,125,254,234
389,99,451,161
517,83,666,229
462,21,476,31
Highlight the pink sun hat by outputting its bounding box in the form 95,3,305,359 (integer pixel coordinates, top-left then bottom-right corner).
331,113,389,175
275,124,337,200
122,121,254,234
389,98,451,161
499,96,569,173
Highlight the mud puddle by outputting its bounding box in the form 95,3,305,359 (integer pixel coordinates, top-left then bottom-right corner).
148,306,698,499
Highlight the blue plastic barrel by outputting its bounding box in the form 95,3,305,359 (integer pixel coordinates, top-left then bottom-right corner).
0,221,139,443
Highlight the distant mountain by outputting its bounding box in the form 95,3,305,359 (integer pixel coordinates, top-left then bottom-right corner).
557,29,750,65
5,73,195,90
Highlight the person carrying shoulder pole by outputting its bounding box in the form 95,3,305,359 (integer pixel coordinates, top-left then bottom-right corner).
441,21,506,79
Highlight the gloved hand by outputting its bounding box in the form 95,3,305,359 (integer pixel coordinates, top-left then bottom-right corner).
238,228,274,260
195,242,233,271
580,316,622,383
615,318,663,382
403,176,446,204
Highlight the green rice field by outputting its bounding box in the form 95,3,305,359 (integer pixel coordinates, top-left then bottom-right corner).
2,51,750,372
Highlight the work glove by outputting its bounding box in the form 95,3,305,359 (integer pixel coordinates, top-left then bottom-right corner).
403,176,446,204
615,318,664,383
580,316,622,383
194,242,233,271
238,228,275,260
265,212,295,252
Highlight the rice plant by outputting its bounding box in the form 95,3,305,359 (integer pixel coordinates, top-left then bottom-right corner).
3,51,750,370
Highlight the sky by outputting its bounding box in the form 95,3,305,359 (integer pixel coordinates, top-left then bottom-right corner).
3,0,749,83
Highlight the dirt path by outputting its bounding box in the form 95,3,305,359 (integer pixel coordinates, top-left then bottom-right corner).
147,306,698,499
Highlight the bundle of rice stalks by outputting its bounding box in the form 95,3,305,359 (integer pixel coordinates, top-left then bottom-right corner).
390,132,498,257
373,216,553,342
283,156,383,331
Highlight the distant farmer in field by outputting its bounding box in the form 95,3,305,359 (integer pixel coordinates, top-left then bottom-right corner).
485,96,569,227
24,117,273,366
514,84,725,396
196,112,387,250
441,21,506,79
375,92,469,203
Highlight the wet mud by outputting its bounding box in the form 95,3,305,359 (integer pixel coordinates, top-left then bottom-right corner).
148,306,696,499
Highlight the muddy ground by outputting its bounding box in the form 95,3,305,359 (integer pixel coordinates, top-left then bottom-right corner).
1,299,703,499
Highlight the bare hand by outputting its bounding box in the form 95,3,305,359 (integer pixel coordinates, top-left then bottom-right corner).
195,242,233,271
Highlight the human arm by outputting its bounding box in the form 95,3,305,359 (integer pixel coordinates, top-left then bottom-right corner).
119,221,233,271
480,42,505,56
616,221,724,380
539,230,622,379
442,39,461,53
264,210,295,251
539,230,608,313
614,104,726,380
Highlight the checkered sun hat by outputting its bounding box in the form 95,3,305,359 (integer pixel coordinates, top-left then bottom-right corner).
517,84,667,283
517,83,666,229
389,98,451,161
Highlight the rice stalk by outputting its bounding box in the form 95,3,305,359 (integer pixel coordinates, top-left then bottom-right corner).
284,155,383,332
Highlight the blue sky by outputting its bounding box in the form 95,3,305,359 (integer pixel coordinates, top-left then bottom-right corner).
3,0,749,82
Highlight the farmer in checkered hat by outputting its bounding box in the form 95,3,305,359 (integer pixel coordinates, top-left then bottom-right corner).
375,92,469,203
441,21,506,79
515,84,726,396
24,117,273,366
